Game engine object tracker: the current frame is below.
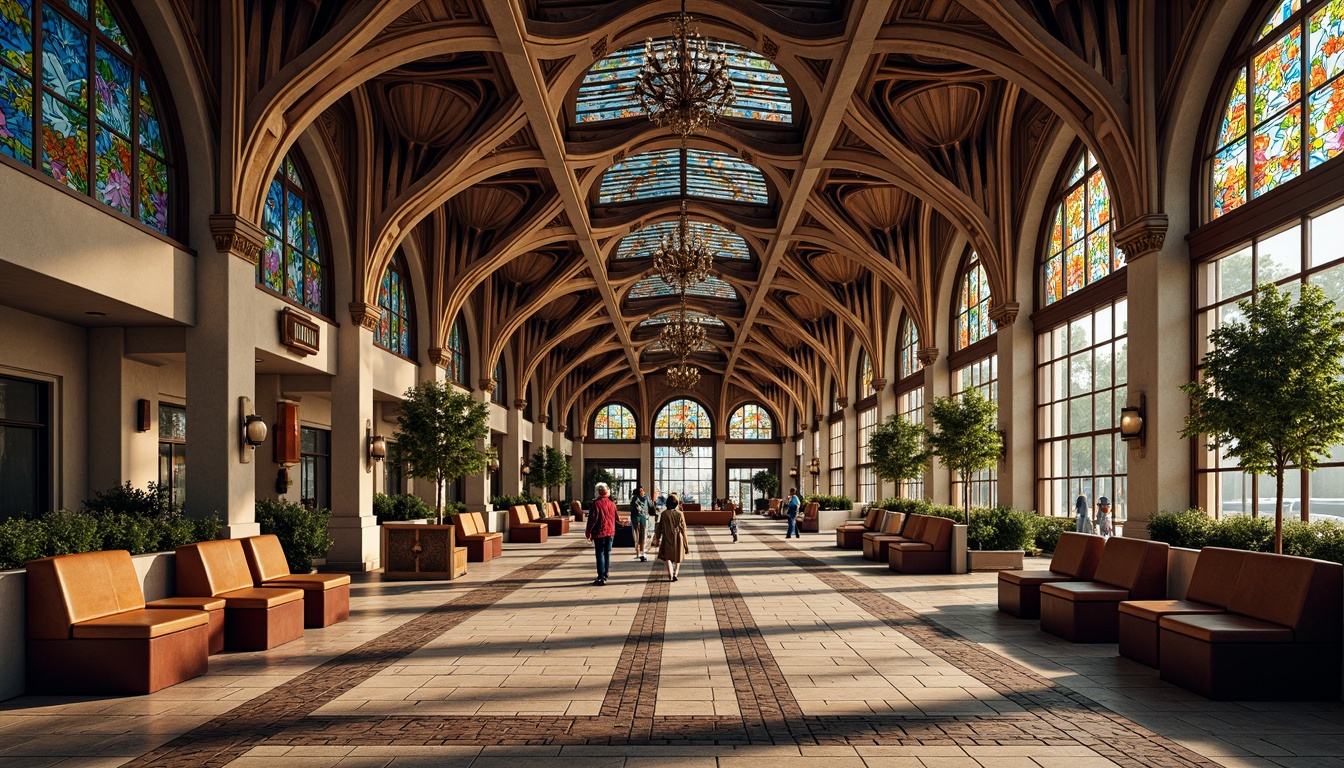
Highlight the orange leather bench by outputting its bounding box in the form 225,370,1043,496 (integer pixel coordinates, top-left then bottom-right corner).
863,513,919,561
454,511,504,562
799,502,821,533
1158,551,1342,700
241,535,351,628
529,503,570,535
570,500,585,522
26,550,211,694
508,505,548,543
889,516,955,574
765,498,781,517
1039,537,1168,643
998,532,1105,619
683,509,733,525
1117,546,1247,667
837,508,885,549
175,539,305,651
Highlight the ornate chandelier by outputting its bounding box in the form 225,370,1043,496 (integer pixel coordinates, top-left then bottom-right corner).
666,360,701,391
653,202,715,291
658,306,707,359
635,0,737,139
672,426,694,457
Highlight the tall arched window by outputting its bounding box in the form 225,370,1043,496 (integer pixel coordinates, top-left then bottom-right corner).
0,0,174,233
1209,0,1344,219
593,403,637,440
1042,151,1120,305
896,314,924,499
900,316,921,380
374,256,412,358
260,154,326,314
492,358,507,406
957,254,994,350
857,351,875,400
446,317,467,386
728,404,773,440
951,253,998,507
653,398,713,505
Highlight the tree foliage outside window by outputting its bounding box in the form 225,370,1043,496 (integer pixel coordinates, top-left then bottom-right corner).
751,470,780,502
392,382,490,523
527,446,571,501
927,388,1002,523
1181,282,1344,553
868,414,931,498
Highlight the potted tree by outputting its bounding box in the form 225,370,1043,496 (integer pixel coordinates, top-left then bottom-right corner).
868,413,931,501
583,465,617,504
927,389,1010,570
527,447,571,502
752,470,780,512
1181,282,1344,554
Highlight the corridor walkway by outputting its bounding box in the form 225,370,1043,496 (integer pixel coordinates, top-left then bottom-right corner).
1,518,1342,768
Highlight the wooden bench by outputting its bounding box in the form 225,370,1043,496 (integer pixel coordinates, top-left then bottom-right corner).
1039,537,1168,643
863,513,919,561
26,550,211,694
454,511,503,562
1158,551,1342,700
683,509,733,526
799,502,821,533
528,503,570,535
175,539,305,651
765,498,781,517
241,534,351,628
508,505,548,543
998,532,1105,619
837,508,885,549
1117,546,1247,667
889,516,955,574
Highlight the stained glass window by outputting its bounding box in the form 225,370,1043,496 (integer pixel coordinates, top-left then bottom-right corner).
728,403,774,439
447,317,467,386
258,154,325,314
1211,0,1344,219
374,257,412,357
593,403,637,440
598,148,768,204
638,310,724,327
1042,151,1119,305
616,219,751,260
628,275,738,300
858,351,875,398
654,398,712,439
576,41,792,125
492,358,506,406
956,254,994,350
899,316,922,380
0,0,173,233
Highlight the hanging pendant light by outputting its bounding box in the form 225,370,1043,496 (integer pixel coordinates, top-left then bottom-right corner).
635,0,737,139
653,201,715,291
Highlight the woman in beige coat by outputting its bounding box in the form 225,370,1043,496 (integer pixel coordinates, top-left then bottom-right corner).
652,493,690,581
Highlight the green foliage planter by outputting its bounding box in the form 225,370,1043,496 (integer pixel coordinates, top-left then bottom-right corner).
255,500,334,574
1030,516,1074,553
803,494,853,511
373,493,435,523
965,507,1035,571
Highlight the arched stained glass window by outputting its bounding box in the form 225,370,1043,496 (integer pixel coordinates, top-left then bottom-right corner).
956,255,994,349
599,149,768,204
374,256,412,357
858,351,875,398
1209,0,1344,219
0,0,173,233
629,275,738,299
900,315,922,379
1043,151,1120,304
447,317,467,386
259,154,326,314
728,403,774,439
616,220,750,260
576,41,792,125
654,398,712,439
638,309,725,327
593,403,637,440
492,358,506,406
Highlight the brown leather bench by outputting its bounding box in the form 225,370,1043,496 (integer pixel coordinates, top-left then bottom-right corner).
241,535,351,628
176,539,305,651
1158,551,1342,700
1039,537,1168,643
683,509,733,525
889,516,955,574
529,502,570,535
765,498,781,517
26,550,211,694
1117,546,1247,667
863,513,920,561
998,532,1105,619
799,502,821,533
837,507,885,549
454,511,503,562
570,500,585,522
508,504,548,543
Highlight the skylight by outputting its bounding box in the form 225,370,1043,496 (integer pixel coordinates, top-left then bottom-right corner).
638,310,726,327
598,149,768,204
616,220,751,260
628,276,738,300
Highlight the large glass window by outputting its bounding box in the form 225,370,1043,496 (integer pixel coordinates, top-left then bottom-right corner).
446,317,467,387
896,385,925,499
300,426,330,511
728,465,773,510
618,220,750,261
0,0,173,233
600,464,639,502
655,446,712,506
0,375,49,518
259,154,326,314
654,398,712,438
592,403,637,440
598,148,768,205
857,406,877,504
1042,151,1121,305
957,255,994,350
374,257,412,357
629,275,738,300
157,403,185,510
857,351,875,399
952,357,998,508
728,403,773,440
829,419,844,495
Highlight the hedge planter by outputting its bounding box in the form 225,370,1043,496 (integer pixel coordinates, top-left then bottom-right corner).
967,549,1025,572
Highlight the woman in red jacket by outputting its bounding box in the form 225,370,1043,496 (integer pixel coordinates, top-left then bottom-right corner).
585,483,619,585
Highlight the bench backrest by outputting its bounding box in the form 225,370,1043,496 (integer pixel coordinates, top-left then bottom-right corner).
1092,537,1169,599
1227,552,1343,643
1185,547,1250,608
176,538,256,597
454,512,478,537
904,514,929,539
919,517,954,551
879,512,906,534
241,534,293,583
864,508,883,529
526,504,541,521
509,505,531,527
803,502,819,520
1049,532,1105,579
26,550,145,640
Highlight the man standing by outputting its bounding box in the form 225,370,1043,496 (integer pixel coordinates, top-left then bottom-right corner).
784,487,802,539
586,482,618,585
630,486,651,562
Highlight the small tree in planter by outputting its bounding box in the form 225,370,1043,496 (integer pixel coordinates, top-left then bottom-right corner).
583,465,616,502
527,446,571,501
752,471,780,509
868,414,931,499
1181,282,1344,554
393,382,490,524
927,388,1002,525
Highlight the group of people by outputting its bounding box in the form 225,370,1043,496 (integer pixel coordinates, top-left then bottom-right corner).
584,484,690,584
1074,494,1115,537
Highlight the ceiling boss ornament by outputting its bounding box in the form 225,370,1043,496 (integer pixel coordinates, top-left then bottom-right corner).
653,202,715,290
635,0,737,140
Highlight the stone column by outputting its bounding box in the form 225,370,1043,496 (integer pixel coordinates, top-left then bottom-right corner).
326,302,378,571
990,303,1031,509
460,380,493,512
918,347,950,504
502,399,525,495
714,433,728,501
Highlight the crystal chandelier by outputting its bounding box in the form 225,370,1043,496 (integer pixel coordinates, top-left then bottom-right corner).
672,426,694,457
666,360,701,390
635,0,737,140
658,306,707,359
653,202,715,291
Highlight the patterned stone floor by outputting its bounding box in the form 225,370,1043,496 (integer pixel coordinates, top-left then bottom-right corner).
2,517,1343,767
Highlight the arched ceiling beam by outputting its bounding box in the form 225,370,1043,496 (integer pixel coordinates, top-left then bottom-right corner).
519,312,613,395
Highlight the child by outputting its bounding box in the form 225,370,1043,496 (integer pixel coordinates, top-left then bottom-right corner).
728,507,739,543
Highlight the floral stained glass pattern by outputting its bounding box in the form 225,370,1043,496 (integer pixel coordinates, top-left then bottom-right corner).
900,316,921,380
655,398,712,439
93,127,129,212
1261,0,1303,39
1254,103,1303,193
728,404,773,439
1043,152,1117,304
957,258,993,350
1309,76,1344,166
1221,69,1248,146
1311,0,1344,88
1213,138,1250,216
42,6,87,109
257,154,324,313
374,261,412,357
94,44,128,134
41,91,86,192
593,404,637,440
1255,27,1304,123
94,0,127,52
0,65,33,163
1,0,34,77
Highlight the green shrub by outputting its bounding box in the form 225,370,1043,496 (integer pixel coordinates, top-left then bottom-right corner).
491,494,541,509
255,500,334,574
803,494,853,510
0,517,45,571
926,506,967,523
373,493,435,523
1147,510,1344,563
875,498,932,516
1147,509,1215,549
82,481,174,516
1206,514,1275,552
1031,516,1073,552
40,510,102,556
443,501,466,516
966,507,1035,551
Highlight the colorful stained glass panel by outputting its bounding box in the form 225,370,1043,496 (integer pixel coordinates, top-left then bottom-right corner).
285,190,304,248
654,398,712,439
304,259,321,312
94,0,128,52
285,156,302,188
1254,26,1303,123
1064,184,1085,245
638,310,724,327
594,404,637,440
1048,207,1063,257
41,91,86,192
1088,228,1111,283
628,275,737,299
41,5,87,109
1253,102,1303,194
57,0,87,15
1087,171,1110,230
1065,241,1085,295
686,149,767,203
136,150,167,232
137,77,162,155
0,64,33,163
1,0,34,76
261,236,283,292
94,126,129,212
94,44,128,135
1212,138,1249,217
285,249,303,303
1045,255,1063,305
1310,72,1344,167
1220,68,1248,147
1260,0,1303,40
598,148,679,203
263,179,283,235
616,219,750,260
728,404,773,439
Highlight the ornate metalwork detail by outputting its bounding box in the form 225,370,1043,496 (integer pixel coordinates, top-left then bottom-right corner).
653,201,715,292
671,426,693,456
636,0,736,140
667,361,701,390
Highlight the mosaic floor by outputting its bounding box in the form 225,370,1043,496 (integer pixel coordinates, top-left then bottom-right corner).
2,517,1342,768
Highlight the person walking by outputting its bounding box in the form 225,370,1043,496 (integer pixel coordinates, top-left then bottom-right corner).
1074,494,1093,534
1096,496,1114,538
586,482,618,585
629,486,651,562
652,492,689,581
783,487,802,539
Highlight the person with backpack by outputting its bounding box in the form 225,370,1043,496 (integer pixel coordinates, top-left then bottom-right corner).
784,487,802,539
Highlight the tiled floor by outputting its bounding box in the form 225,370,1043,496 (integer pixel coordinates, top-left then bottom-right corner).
1,517,1342,767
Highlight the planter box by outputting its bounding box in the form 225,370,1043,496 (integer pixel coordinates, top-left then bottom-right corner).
816,509,851,532
381,524,467,580
968,549,1025,572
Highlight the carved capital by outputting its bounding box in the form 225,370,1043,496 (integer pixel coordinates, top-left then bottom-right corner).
514,398,528,411
988,301,1020,328
639,434,651,443
557,424,568,434
208,214,265,264
1115,214,1169,262
871,378,887,393
835,397,849,410
479,378,496,394
427,347,450,368
715,433,727,442
348,302,380,331
538,414,549,425
917,346,940,366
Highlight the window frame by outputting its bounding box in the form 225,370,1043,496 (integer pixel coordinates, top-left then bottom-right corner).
727,402,775,442
0,373,51,518
590,402,640,442
156,401,186,510
373,252,415,361
257,151,331,319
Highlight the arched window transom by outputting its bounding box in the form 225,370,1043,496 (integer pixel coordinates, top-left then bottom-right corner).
260,154,326,314
593,404,637,440
447,318,467,386
1044,151,1119,305
900,316,922,379
858,351,875,398
728,403,773,439
654,398,712,439
375,257,412,357
957,255,994,350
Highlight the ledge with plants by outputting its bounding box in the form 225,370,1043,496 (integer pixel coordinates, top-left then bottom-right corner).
1147,508,1344,564
803,494,853,511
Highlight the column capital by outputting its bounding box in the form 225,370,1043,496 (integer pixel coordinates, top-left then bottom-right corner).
538,414,549,425
639,434,651,443
917,346,940,366
514,398,528,411
835,397,849,410
479,378,497,394
427,347,449,368
557,424,568,434
871,378,887,393
1115,214,1169,262
348,302,379,331
208,213,265,264
988,301,1020,327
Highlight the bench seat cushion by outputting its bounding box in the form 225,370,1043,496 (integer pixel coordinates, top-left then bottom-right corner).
998,570,1071,587
1119,599,1224,622
217,586,304,609
1040,581,1129,602
263,573,352,591
892,542,932,552
147,596,227,612
72,608,208,640
1160,613,1294,643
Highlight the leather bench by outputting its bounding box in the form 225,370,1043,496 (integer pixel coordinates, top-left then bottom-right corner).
799,502,821,533
454,511,504,562
837,508,885,549
528,503,570,535
175,539,305,651
889,516,955,574
570,500,585,522
683,510,733,526
864,513,920,561
1158,551,1342,700
765,498,781,517
681,502,703,511
26,550,211,694
1039,537,1168,643
1117,546,1247,667
998,532,1105,619
241,534,351,628
508,504,548,543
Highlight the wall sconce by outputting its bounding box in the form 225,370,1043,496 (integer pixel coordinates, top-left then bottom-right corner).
366,420,387,471
1120,393,1146,446
239,396,267,463
487,447,501,472
788,466,799,479
136,399,151,432
521,460,532,477
808,457,820,476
